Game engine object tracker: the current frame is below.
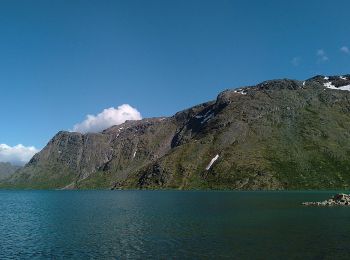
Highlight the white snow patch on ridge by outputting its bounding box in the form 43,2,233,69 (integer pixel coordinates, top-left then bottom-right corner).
340,76,347,80
233,89,247,95
324,81,350,92
324,82,335,88
330,85,350,91
206,154,219,170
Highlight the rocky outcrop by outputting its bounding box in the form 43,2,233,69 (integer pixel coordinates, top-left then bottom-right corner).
4,74,350,190
302,194,350,206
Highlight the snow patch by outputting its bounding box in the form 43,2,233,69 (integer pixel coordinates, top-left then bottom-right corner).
233,89,247,95
323,82,335,88
114,127,124,138
302,81,305,86
324,76,329,80
132,149,137,159
195,110,215,124
201,112,214,124
331,85,350,91
340,76,347,80
206,154,219,170
324,82,350,92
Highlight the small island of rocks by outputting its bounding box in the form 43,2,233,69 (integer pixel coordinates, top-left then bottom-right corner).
302,193,350,206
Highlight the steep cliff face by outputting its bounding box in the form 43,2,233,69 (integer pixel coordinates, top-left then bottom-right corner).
5,75,350,189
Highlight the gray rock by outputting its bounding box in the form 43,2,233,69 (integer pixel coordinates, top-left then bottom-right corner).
302,193,350,206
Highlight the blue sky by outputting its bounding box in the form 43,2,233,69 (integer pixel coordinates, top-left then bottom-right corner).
1,0,350,163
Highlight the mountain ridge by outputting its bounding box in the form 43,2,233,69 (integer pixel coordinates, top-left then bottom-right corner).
0,162,21,180
3,74,350,190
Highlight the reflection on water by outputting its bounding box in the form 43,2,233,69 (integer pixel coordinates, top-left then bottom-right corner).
1,190,350,259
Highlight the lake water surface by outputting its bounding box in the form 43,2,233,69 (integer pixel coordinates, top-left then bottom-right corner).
1,190,350,259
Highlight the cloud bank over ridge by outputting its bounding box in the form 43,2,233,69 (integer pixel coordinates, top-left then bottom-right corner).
0,144,39,165
73,104,142,133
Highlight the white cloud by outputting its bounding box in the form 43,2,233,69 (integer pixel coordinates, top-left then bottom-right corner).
340,46,350,54
73,104,142,133
316,49,328,63
291,56,301,66
317,49,325,56
0,144,39,165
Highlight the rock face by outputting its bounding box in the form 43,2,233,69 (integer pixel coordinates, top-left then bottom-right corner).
4,74,350,189
303,194,350,206
0,162,21,180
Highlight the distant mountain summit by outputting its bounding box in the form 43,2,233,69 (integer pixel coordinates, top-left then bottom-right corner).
0,162,21,180
3,74,350,189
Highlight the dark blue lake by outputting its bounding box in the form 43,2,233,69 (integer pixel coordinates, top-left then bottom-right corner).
1,190,350,259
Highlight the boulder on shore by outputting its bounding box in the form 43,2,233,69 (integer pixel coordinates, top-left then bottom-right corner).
302,193,350,206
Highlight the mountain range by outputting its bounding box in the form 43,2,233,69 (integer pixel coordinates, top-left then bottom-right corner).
2,74,350,190
0,162,21,180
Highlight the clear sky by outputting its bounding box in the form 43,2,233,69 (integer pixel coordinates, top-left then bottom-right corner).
1,0,350,163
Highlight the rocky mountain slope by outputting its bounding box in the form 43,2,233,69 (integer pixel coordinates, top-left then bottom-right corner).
0,162,21,180
3,74,350,190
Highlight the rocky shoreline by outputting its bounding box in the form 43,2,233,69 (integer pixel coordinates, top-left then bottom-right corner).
302,193,350,206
